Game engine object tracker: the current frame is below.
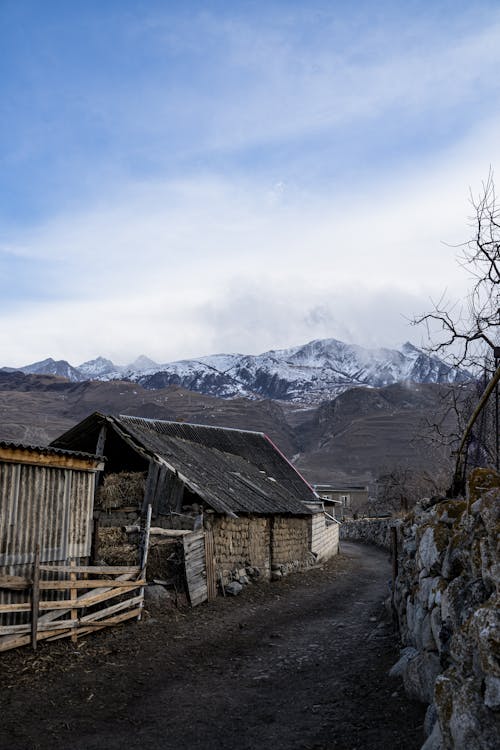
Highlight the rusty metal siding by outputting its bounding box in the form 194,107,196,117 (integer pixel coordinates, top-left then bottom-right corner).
0,463,94,567
0,460,96,625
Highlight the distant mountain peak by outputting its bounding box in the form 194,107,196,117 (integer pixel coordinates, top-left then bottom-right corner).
126,354,159,371
13,338,470,404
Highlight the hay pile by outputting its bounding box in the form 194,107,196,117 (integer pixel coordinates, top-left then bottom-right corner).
98,526,139,565
97,472,145,510
146,540,183,582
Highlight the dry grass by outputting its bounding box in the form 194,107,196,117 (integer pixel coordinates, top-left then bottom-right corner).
97,472,145,510
98,527,139,565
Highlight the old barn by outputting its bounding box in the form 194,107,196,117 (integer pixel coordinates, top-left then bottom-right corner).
52,413,339,601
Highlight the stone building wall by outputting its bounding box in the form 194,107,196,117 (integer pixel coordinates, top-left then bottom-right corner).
310,513,340,561
211,516,271,583
211,513,340,585
271,516,311,568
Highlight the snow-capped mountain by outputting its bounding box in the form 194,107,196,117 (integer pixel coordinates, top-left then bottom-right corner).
13,339,469,404
19,358,86,382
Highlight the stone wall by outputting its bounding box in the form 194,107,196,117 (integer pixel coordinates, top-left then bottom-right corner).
391,469,499,750
271,516,311,569
211,514,339,585
310,514,340,561
211,516,271,583
340,517,395,549
339,476,499,750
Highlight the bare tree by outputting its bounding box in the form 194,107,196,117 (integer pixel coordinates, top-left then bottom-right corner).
414,169,500,370
414,171,500,489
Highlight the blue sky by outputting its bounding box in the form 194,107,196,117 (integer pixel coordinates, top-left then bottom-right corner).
1,0,500,366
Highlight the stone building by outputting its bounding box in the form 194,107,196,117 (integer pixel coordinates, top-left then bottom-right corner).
52,414,339,592
313,483,369,519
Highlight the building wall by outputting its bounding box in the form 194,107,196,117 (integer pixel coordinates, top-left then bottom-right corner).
310,513,339,561
271,516,310,567
210,513,339,584
211,515,271,582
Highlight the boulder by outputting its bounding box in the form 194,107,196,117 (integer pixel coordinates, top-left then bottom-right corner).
225,581,243,596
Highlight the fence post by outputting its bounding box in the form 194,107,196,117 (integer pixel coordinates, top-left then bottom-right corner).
31,544,40,651
70,559,78,644
137,504,152,621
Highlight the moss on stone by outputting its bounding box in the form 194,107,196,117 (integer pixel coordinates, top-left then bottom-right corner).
468,468,500,505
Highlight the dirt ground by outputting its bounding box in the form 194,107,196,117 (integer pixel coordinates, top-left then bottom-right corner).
0,543,426,750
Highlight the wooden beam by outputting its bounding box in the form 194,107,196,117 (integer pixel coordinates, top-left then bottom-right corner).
31,544,40,651
39,565,140,575
38,579,145,590
0,446,104,471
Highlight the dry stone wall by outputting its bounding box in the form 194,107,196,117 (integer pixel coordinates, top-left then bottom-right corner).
342,470,499,750
393,471,500,750
340,517,395,549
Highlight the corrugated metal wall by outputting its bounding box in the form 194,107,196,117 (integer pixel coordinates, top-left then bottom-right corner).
0,461,95,624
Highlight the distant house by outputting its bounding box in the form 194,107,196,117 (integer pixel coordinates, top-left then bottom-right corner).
52,413,339,600
313,483,369,519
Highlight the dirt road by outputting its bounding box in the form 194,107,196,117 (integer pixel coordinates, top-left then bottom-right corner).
1,543,425,750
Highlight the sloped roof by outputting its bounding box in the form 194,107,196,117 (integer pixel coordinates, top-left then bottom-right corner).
52,413,316,516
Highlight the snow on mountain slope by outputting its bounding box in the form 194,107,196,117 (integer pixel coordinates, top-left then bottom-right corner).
20,358,86,382
78,357,123,379
15,338,468,404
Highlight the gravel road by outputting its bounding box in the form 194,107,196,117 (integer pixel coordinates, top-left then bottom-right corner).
1,542,425,750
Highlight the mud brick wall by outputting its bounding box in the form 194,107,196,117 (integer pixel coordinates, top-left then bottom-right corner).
271,517,311,567
212,516,271,581
310,513,340,561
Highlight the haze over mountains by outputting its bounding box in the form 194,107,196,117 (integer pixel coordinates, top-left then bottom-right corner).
7,338,467,405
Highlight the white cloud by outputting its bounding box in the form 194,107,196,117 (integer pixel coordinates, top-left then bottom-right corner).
2,4,500,366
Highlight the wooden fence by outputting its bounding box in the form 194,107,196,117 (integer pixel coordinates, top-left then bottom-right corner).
0,560,145,653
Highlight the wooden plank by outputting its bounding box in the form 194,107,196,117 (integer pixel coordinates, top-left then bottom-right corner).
183,531,208,607
205,529,217,601
0,626,73,653
137,503,152,622
124,526,190,537
0,583,143,612
31,544,40,651
47,608,142,642
38,579,145,590
0,445,104,472
0,595,144,636
70,559,77,644
0,602,31,613
39,565,140,575
0,575,31,590
79,595,143,624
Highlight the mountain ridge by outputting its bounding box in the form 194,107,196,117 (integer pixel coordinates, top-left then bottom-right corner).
9,337,468,405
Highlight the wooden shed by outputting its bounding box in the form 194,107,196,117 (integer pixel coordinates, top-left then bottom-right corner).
0,441,152,653
0,441,104,623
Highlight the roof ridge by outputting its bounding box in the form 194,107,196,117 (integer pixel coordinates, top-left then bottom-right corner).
117,414,266,437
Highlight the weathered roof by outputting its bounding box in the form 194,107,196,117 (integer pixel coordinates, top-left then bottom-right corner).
0,439,100,461
0,440,104,471
52,413,316,516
